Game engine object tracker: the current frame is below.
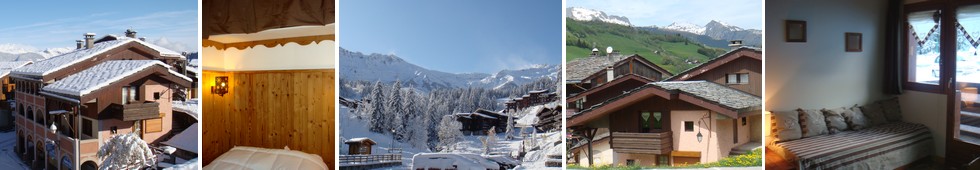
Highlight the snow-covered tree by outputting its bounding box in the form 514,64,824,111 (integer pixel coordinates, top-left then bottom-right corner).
437,115,462,152
97,130,156,170
482,126,497,155
504,110,515,140
368,81,386,132
385,81,404,139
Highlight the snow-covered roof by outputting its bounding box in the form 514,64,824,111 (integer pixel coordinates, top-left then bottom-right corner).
162,123,198,154
11,38,181,77
172,99,199,121
0,61,31,78
454,112,497,119
41,60,192,97
344,137,376,144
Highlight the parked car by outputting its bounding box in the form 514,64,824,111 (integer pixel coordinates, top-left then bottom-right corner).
412,153,501,170
932,56,980,77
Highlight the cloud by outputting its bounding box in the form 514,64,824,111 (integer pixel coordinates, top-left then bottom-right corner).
0,10,198,51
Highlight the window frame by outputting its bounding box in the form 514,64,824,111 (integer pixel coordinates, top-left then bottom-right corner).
684,121,695,132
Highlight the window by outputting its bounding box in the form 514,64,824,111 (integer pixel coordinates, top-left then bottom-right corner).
122,86,138,104
907,10,942,87
110,126,118,134
684,121,695,132
575,97,586,110
626,159,636,166
153,92,161,100
640,112,651,132
82,119,93,137
742,117,747,126
726,73,749,84
658,155,669,166
653,112,663,129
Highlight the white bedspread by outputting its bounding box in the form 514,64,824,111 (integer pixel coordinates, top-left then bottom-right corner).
204,146,329,170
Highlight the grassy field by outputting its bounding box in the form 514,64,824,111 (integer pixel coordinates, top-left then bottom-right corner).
566,19,726,74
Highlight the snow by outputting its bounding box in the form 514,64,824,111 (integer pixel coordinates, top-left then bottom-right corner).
340,48,559,91
98,132,157,169
162,123,199,154
0,44,39,54
162,158,199,170
172,99,200,121
664,22,707,35
345,137,373,143
0,61,31,78
566,7,632,26
0,131,29,169
12,37,181,76
340,106,429,168
41,60,191,97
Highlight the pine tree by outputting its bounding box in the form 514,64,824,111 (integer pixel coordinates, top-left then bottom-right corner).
385,81,404,140
368,81,386,133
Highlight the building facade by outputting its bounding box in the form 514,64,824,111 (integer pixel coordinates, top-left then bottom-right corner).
12,31,192,170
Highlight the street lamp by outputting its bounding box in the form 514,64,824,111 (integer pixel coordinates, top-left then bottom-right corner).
696,132,703,143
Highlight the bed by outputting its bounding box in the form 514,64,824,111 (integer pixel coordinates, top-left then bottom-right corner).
767,122,934,169
204,146,329,170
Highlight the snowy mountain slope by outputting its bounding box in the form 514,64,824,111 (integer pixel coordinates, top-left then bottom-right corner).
654,20,762,46
0,43,74,61
664,22,706,35
566,7,631,26
340,48,560,91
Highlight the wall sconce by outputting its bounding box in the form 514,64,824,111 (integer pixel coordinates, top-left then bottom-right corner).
696,131,703,143
211,76,228,96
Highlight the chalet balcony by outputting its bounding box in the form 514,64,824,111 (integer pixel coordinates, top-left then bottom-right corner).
109,101,161,121
610,131,673,155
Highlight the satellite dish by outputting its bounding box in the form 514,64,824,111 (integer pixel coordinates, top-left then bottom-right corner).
606,46,613,54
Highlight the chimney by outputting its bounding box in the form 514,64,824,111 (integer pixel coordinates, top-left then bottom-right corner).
728,40,744,50
84,33,96,49
591,48,599,57
139,37,146,41
125,29,137,38
606,67,615,81
75,40,83,49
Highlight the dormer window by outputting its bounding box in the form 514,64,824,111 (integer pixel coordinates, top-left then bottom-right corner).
726,73,750,84
122,86,138,104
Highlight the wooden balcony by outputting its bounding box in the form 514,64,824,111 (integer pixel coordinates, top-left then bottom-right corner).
610,131,673,155
110,101,160,121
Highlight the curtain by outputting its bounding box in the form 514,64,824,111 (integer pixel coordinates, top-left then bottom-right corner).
203,0,336,38
884,0,903,95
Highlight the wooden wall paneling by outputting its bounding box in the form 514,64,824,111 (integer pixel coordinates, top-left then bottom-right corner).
202,70,335,168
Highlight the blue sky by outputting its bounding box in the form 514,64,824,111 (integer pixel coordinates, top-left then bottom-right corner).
569,0,762,29
0,1,198,52
341,0,562,74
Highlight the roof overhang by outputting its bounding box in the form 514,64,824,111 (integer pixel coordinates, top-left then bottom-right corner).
568,84,759,127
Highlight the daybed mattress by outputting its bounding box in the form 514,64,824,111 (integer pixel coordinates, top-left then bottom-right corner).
767,122,933,170
204,146,329,170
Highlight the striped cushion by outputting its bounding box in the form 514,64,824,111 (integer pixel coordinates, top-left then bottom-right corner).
773,122,932,169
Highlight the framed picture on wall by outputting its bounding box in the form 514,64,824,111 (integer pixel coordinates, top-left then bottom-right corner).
786,20,806,42
845,32,862,52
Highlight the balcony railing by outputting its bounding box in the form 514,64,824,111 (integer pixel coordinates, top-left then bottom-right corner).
610,131,673,155
110,101,160,121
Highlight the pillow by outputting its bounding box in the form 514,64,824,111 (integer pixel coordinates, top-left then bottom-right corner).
797,108,828,137
844,104,870,130
770,110,802,142
860,102,889,126
821,107,849,134
879,97,903,122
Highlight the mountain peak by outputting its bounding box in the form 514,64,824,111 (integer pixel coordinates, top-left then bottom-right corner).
566,7,631,26
664,22,706,35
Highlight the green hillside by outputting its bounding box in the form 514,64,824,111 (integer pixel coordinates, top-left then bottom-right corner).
566,18,726,74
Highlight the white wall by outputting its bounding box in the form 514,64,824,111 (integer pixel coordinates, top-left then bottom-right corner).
765,0,887,110
767,0,948,157
202,41,336,71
